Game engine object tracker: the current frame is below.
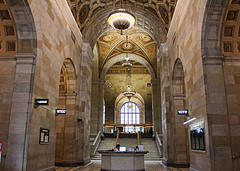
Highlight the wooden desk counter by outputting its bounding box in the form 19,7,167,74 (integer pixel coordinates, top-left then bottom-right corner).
98,150,148,171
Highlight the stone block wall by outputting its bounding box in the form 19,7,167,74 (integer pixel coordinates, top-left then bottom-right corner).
0,0,93,170
161,0,211,169
224,59,240,170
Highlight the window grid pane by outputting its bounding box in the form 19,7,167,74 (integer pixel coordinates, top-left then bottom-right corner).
120,102,140,125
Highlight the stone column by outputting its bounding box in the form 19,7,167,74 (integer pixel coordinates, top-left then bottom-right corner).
61,93,78,165
98,79,105,134
151,79,162,135
90,79,104,135
5,54,35,171
199,55,232,171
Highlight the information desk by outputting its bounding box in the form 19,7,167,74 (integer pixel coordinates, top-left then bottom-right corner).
98,150,148,171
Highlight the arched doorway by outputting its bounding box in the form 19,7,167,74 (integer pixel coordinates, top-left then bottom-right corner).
55,58,78,166
171,58,189,166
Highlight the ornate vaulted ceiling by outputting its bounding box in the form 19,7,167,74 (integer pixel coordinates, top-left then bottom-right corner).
66,0,178,76
97,30,157,72
67,0,177,46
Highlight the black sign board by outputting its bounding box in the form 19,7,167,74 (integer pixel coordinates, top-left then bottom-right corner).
190,128,205,151
177,109,188,115
56,109,67,114
35,99,49,107
39,128,49,145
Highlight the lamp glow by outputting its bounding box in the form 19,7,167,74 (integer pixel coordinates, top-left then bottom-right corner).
108,9,135,30
183,117,197,125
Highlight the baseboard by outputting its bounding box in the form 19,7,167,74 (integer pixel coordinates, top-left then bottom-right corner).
162,160,190,168
55,159,91,167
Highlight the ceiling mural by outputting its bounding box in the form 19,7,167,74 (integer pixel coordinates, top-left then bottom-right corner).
97,31,157,72
67,0,177,34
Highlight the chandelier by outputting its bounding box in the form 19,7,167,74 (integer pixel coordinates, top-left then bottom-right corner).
121,35,133,69
121,54,133,69
122,60,136,100
107,0,135,31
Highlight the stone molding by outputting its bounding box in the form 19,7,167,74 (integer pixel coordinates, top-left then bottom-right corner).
15,53,36,65
202,55,224,65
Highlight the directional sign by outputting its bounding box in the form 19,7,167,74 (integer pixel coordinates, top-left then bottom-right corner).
56,109,67,114
35,99,49,106
177,109,188,115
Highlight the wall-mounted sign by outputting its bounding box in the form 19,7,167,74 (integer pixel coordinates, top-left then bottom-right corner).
39,128,49,145
177,109,188,115
35,99,49,108
56,109,67,114
190,128,205,151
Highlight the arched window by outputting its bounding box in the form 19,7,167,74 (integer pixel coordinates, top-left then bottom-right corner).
120,102,140,124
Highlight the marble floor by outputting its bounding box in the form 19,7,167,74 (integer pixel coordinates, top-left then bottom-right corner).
56,160,189,171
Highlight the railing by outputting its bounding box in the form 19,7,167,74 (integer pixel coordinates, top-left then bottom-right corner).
115,129,120,147
155,132,163,157
137,131,140,145
90,131,102,157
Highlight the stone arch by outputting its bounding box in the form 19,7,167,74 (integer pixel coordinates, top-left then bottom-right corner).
100,53,156,79
0,1,37,171
201,1,240,170
55,58,78,166
172,58,185,96
61,58,77,93
166,58,189,166
0,0,37,54
115,93,145,126
201,0,229,56
115,92,144,106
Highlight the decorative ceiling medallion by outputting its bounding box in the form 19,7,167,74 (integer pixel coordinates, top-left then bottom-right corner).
103,35,114,41
140,34,151,42
122,42,133,49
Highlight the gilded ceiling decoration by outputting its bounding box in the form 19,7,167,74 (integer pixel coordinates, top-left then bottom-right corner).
67,0,177,34
0,1,17,54
97,31,157,72
222,0,240,55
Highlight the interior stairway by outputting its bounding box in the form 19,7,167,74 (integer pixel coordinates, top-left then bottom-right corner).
91,138,162,160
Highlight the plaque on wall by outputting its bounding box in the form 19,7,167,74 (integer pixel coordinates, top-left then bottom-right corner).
190,128,205,151
39,128,49,145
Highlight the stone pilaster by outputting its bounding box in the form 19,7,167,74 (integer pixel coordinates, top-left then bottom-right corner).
98,79,105,134
151,79,162,134
5,54,35,171
198,55,232,171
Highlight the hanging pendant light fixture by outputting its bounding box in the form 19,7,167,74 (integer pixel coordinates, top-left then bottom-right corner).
108,0,135,31
121,35,133,69
122,39,136,101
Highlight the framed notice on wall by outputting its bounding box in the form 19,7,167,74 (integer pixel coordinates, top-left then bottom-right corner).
39,128,49,145
190,127,205,151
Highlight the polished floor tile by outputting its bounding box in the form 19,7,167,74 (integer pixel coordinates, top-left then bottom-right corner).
56,160,189,171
